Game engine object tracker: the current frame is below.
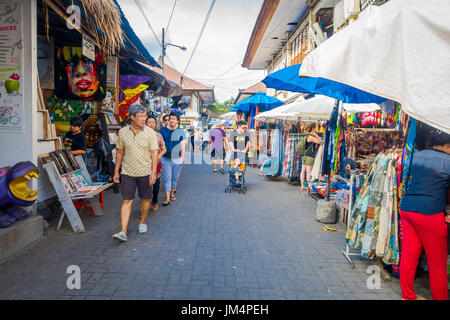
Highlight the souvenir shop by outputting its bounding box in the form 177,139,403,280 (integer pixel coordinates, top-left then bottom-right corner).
256,96,447,279
33,0,164,227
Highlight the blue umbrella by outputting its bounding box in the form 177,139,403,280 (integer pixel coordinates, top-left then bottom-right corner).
262,64,387,104
231,92,284,113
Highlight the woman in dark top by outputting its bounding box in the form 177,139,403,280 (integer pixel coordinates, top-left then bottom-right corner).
300,123,322,191
400,130,450,300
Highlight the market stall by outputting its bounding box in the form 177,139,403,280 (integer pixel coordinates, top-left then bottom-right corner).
34,0,162,232
297,0,450,281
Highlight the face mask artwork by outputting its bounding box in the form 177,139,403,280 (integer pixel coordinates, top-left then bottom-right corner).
55,46,106,101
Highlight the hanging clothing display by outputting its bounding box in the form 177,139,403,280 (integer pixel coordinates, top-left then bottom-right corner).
311,142,324,181
346,152,400,265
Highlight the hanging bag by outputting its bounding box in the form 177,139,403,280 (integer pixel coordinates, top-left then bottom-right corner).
297,134,313,156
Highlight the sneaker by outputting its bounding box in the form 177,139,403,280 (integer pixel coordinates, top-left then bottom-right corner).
112,231,127,241
219,167,225,174
213,170,218,175
138,224,147,233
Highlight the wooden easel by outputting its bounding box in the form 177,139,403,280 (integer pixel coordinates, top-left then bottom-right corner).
43,155,112,233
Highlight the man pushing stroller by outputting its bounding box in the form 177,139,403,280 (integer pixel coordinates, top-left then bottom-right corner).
225,121,250,192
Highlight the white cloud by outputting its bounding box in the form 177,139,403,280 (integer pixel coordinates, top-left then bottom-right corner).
118,0,266,102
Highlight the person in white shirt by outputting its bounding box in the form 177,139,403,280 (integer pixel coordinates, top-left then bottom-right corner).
202,128,210,151
194,129,203,152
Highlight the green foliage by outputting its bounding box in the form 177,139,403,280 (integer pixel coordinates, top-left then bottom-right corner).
206,97,234,116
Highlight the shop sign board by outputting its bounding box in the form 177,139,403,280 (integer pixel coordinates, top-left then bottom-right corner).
82,33,95,61
106,55,118,87
0,3,23,132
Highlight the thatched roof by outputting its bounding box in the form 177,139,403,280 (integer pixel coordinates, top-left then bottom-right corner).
41,0,159,66
42,0,123,55
78,0,124,55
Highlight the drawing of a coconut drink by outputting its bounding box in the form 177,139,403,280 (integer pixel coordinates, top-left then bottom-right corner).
5,73,20,94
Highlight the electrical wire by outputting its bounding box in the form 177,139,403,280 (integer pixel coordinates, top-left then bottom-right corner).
134,0,180,70
208,57,243,80
182,0,216,75
135,0,161,47
165,0,178,35
193,71,259,81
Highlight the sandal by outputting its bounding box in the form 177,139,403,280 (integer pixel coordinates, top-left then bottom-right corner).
170,195,176,201
162,200,171,206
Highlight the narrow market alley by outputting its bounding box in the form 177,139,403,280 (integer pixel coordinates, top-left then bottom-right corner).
0,159,431,300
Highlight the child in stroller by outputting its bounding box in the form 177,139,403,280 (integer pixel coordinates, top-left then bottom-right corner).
225,120,250,194
225,152,247,193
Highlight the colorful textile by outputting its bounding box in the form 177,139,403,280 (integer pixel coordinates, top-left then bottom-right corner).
346,153,400,264
400,118,416,204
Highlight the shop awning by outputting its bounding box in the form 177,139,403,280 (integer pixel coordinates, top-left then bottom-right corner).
134,61,184,97
255,95,380,122
262,64,386,104
299,0,450,133
119,59,165,92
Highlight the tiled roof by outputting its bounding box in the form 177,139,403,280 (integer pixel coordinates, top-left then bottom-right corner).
151,62,213,92
241,82,267,94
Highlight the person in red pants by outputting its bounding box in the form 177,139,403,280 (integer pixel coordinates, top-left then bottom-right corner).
400,130,450,300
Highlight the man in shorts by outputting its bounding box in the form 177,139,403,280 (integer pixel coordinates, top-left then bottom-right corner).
210,124,227,174
228,121,250,172
112,105,159,241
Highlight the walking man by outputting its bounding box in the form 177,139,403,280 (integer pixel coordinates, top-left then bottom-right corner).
112,105,158,241
160,112,186,206
210,124,227,174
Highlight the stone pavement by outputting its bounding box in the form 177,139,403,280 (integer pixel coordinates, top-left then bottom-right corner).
0,159,433,300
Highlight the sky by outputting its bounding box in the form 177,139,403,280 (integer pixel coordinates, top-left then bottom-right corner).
118,0,267,103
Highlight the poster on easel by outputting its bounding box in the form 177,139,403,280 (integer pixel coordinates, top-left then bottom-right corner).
0,3,23,132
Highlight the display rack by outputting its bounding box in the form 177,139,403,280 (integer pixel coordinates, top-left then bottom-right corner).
341,175,361,268
42,154,112,233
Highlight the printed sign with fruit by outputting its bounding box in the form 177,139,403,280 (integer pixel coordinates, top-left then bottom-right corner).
5,73,20,93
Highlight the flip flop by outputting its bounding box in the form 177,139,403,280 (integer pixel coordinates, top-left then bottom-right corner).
162,200,171,206
321,225,337,232
170,195,176,201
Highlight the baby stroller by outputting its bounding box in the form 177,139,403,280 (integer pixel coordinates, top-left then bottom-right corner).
225,158,247,194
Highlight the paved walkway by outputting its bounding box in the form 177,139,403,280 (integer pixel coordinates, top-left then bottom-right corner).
0,159,433,300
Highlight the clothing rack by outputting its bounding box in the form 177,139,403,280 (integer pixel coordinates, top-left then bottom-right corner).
354,128,399,132
341,175,360,268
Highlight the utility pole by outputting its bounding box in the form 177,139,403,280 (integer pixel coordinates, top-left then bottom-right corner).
161,27,165,77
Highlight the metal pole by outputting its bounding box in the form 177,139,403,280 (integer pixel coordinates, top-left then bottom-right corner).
161,28,165,116
161,27,165,77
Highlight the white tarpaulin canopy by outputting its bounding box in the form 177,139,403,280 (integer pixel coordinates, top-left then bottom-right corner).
255,95,380,121
254,96,305,122
300,0,450,133
220,112,236,120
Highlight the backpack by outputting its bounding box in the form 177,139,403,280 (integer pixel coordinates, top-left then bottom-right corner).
93,136,112,158
297,134,313,156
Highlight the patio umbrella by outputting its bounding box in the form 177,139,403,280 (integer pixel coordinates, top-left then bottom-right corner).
262,64,387,104
231,92,283,113
299,0,450,133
